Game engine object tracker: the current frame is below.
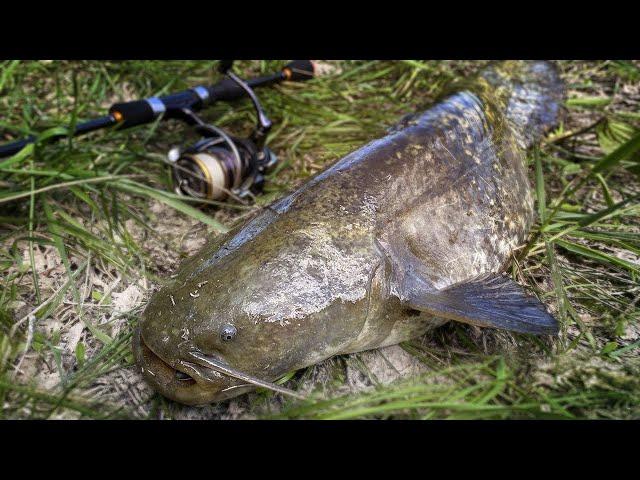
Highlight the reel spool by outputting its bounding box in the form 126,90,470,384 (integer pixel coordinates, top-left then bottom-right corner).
169,129,277,201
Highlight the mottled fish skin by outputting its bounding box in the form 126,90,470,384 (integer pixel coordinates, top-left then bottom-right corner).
133,61,565,405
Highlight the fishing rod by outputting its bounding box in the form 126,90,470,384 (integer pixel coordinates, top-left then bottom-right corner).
0,60,315,201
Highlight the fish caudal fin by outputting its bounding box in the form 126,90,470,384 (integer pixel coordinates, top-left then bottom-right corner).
480,60,566,148
402,273,559,335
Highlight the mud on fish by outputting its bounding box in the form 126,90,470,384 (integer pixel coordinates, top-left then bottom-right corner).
133,60,566,406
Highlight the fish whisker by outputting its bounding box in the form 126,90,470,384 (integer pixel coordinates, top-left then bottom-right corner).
220,384,253,393
184,351,306,400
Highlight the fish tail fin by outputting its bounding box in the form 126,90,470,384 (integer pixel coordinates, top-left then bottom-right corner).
480,60,566,147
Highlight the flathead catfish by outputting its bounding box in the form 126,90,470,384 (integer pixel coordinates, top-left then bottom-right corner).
133,61,565,405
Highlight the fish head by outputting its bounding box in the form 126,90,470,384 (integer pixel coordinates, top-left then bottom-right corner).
133,256,290,405
133,212,365,405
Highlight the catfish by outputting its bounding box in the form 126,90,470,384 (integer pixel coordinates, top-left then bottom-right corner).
133,60,565,405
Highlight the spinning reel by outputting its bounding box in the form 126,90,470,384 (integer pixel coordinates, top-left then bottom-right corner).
0,60,316,203
168,62,278,201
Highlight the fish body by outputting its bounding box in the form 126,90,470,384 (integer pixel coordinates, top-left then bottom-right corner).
133,61,565,405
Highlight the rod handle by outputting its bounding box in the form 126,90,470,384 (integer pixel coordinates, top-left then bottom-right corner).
282,60,315,81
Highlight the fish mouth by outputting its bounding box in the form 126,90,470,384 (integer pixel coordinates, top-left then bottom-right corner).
132,325,253,406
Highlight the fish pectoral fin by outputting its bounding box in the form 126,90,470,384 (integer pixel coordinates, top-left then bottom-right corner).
401,273,559,335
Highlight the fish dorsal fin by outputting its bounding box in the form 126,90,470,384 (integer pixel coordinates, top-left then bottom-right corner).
400,273,559,335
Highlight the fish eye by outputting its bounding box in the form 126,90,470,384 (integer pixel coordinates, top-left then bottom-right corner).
220,324,237,342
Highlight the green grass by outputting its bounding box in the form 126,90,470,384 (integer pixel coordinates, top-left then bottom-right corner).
0,60,638,419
